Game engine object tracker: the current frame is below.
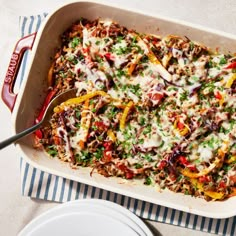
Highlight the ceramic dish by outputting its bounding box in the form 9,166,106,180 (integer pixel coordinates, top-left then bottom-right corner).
2,1,236,218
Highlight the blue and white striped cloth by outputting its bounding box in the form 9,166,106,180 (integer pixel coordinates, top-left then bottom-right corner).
18,14,235,236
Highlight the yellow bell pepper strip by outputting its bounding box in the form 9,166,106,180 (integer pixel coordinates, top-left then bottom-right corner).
180,157,223,178
54,90,108,113
174,120,190,136
120,101,134,130
111,98,126,109
148,52,172,82
180,144,227,178
190,178,225,200
78,99,91,150
127,55,142,76
131,32,172,82
225,155,236,164
162,51,172,68
225,73,236,88
107,129,116,142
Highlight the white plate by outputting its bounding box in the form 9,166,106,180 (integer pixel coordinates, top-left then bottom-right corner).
18,199,153,236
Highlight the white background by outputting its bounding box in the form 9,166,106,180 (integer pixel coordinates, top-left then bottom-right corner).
1,0,236,235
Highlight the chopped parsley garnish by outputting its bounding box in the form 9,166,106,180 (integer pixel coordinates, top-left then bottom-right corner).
47,145,58,157
179,91,189,101
116,69,127,78
139,116,146,126
219,56,227,65
144,177,153,185
189,41,195,51
143,125,152,135
112,46,131,55
94,147,104,159
135,163,143,169
95,40,101,45
71,37,81,48
143,153,152,162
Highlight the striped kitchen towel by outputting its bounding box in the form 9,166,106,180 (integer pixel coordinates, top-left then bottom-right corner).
18,14,235,236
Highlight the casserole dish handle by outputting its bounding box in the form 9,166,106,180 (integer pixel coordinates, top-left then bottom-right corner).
1,33,36,112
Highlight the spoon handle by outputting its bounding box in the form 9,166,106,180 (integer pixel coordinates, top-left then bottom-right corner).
0,122,41,150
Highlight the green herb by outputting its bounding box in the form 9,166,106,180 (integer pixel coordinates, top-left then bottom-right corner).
202,136,218,149
91,125,97,131
131,36,138,44
222,164,232,172
75,110,80,118
116,69,126,78
139,139,144,144
203,81,215,93
89,99,95,105
139,116,146,126
159,140,165,148
205,60,213,68
67,55,78,64
219,56,227,65
121,84,127,92
91,108,96,113
104,38,110,43
132,44,144,54
71,37,81,48
117,36,124,43
113,46,131,55
107,106,117,119
223,106,235,114
143,153,152,162
94,147,104,159
140,55,149,63
176,175,184,182
129,84,141,96
179,91,189,101
192,76,200,82
95,40,101,45
47,145,58,157
95,55,103,63
135,163,143,169
144,177,152,185
184,189,190,195
143,125,152,135
59,71,67,78
167,86,178,91
81,150,92,160
189,41,195,50
219,126,230,135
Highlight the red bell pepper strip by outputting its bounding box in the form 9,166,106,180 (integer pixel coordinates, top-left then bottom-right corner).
225,61,236,69
214,91,222,100
177,121,185,130
198,175,211,183
104,53,115,61
35,88,58,138
178,155,197,171
158,160,167,170
116,163,134,179
94,121,109,131
102,141,113,162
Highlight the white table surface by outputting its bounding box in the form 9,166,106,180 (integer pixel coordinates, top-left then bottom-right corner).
0,0,235,235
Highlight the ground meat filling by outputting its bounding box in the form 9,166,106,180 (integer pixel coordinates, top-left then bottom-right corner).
35,18,236,201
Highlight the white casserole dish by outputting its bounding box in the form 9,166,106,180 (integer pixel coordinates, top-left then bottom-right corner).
2,0,236,218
